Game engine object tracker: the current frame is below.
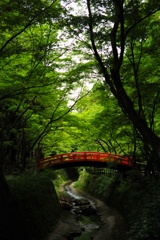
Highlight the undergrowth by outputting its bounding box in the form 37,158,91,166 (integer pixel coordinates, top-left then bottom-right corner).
76,168,160,240
7,170,63,240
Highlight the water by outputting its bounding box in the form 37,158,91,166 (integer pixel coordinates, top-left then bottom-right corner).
64,184,96,208
74,215,100,240
64,184,82,200
64,183,101,240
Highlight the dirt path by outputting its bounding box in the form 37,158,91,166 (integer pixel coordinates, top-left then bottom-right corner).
92,199,127,240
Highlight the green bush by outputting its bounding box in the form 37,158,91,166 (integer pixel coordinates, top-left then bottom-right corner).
76,169,160,240
126,180,160,240
76,169,120,200
7,170,62,240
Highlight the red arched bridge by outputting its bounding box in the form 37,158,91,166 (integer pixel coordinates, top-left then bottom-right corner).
37,152,134,171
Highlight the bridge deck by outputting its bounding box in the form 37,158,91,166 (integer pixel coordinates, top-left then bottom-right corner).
37,152,134,170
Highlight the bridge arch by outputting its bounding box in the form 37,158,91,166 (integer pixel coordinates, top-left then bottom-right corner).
37,152,134,171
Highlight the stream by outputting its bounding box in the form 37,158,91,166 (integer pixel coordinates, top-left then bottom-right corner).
57,183,126,240
63,183,101,240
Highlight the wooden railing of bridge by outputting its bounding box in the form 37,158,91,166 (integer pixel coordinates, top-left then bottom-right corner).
37,152,134,170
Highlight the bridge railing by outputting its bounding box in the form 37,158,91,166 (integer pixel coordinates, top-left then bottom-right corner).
37,152,134,170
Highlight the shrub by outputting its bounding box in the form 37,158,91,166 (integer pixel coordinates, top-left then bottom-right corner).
7,170,62,240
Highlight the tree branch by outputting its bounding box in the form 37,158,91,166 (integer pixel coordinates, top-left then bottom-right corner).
124,9,159,40
86,0,117,95
0,19,35,54
130,40,145,118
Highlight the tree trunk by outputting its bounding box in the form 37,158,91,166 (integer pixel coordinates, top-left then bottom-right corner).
114,80,160,170
87,0,160,170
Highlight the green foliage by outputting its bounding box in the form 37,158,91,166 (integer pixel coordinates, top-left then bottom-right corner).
127,189,160,239
0,0,159,177
53,169,69,189
1,1,160,239
7,170,61,240
74,168,91,189
88,174,116,199
76,169,160,240
112,173,160,240
76,168,120,200
0,0,83,171
62,0,160,170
